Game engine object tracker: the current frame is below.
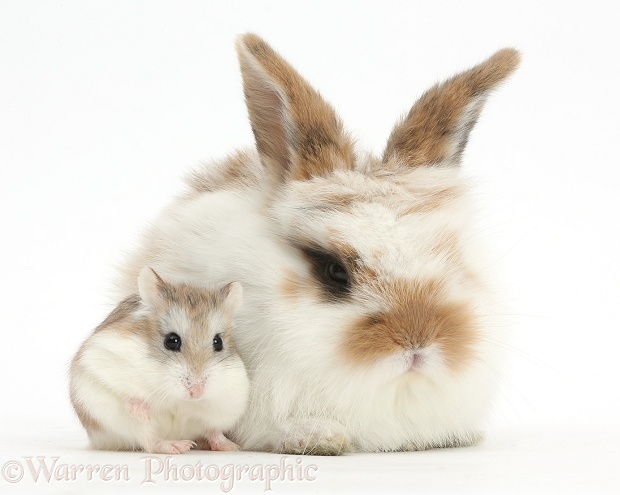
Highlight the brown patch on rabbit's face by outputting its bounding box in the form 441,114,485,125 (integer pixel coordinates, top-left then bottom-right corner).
343,279,478,372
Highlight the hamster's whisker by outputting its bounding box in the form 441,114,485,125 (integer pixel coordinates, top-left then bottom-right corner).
211,353,240,368
151,345,183,367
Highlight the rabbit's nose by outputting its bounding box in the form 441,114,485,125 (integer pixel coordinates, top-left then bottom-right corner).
409,351,425,369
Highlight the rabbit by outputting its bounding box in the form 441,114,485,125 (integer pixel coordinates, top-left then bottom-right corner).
70,267,249,453
114,33,520,455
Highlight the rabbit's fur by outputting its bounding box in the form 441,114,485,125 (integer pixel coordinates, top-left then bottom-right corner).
116,34,520,454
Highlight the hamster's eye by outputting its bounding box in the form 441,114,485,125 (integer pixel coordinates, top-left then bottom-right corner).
164,332,182,351
213,334,223,352
327,262,349,285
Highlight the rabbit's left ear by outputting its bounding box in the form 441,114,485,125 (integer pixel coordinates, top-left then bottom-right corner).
382,48,520,167
236,33,355,186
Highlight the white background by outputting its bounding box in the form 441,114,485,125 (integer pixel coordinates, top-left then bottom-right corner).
1,1,619,493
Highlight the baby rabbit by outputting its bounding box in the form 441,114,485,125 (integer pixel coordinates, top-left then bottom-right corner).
70,267,249,454
115,34,520,454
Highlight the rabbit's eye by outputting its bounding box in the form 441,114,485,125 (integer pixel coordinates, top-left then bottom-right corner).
213,334,223,352
327,262,349,285
164,332,182,351
297,244,352,300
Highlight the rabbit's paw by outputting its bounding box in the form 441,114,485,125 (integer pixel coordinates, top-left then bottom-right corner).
275,419,350,456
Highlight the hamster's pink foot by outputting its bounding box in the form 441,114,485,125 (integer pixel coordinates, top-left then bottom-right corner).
126,398,151,422
195,432,241,451
151,439,196,455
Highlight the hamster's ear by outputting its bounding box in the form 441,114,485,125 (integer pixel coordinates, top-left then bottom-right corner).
220,282,243,317
382,48,520,167
138,267,169,308
236,33,355,186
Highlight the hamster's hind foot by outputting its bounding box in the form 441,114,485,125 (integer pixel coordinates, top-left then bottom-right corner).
195,432,241,451
150,439,196,454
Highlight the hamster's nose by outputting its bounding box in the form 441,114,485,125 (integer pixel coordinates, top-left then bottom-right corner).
188,383,205,399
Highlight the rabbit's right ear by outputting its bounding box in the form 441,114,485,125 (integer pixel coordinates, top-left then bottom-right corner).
382,48,520,168
236,34,355,187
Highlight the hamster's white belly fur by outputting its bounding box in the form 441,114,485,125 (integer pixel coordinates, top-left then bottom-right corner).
73,332,248,451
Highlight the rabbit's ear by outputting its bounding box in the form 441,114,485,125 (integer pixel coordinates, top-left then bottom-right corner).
236,33,355,185
382,49,520,167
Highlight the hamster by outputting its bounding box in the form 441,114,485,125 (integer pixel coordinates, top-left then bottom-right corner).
69,267,249,454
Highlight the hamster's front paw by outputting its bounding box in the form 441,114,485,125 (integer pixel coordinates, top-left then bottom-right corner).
276,419,350,456
150,439,196,455
195,432,241,452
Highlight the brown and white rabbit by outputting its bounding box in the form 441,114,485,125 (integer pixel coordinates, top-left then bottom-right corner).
116,34,520,455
